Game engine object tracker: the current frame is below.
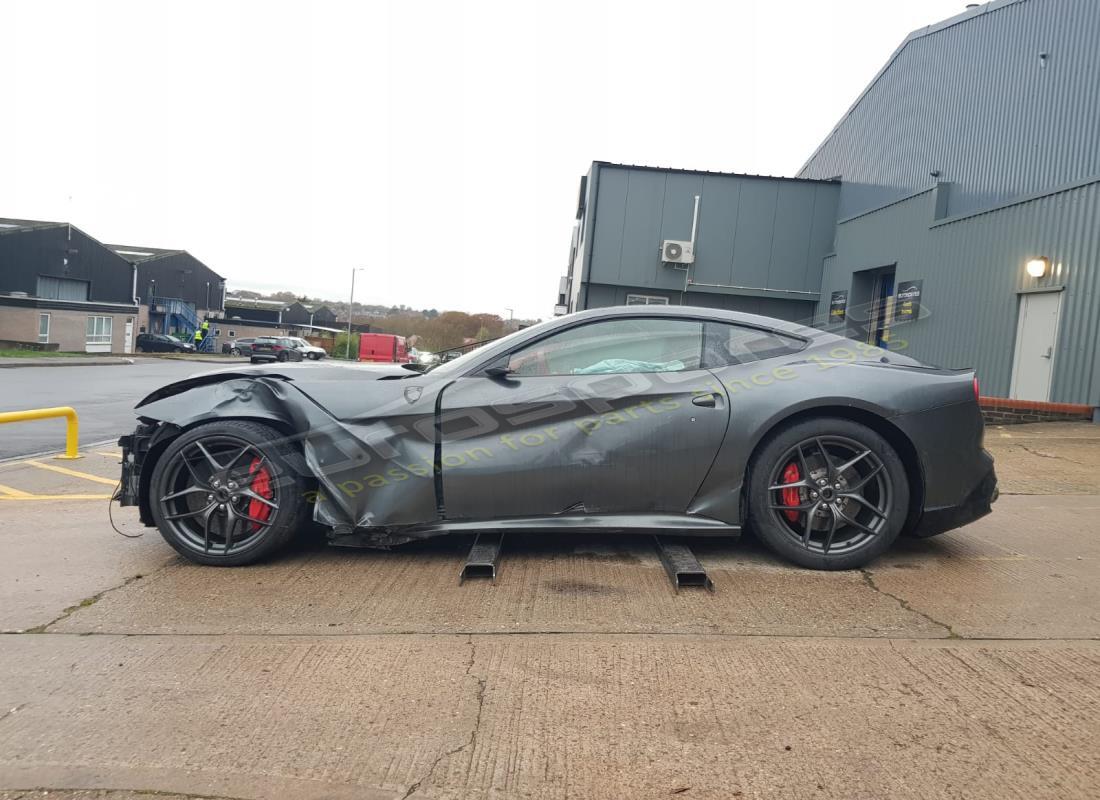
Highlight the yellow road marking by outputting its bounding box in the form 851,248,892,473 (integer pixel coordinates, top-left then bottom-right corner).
23,460,119,486
0,494,112,501
96,451,121,459
0,483,34,498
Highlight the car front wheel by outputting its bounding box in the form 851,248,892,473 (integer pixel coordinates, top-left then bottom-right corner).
747,417,909,570
230,347,241,356
149,420,308,566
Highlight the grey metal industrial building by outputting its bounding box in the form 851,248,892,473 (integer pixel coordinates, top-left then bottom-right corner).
562,0,1100,409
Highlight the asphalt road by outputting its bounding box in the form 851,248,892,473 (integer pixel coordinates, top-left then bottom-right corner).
0,359,231,459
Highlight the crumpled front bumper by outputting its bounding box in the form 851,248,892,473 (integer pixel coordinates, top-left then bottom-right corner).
116,423,158,508
908,462,999,539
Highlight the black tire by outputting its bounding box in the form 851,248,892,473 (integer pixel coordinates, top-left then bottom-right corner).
277,351,289,362
149,420,309,566
250,356,261,364
746,417,909,570
135,346,144,353
230,347,241,356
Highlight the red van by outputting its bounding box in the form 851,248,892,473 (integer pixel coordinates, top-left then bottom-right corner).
357,333,410,363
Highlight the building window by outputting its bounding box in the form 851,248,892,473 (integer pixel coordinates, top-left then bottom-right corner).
86,316,113,344
625,294,670,305
38,313,50,344
37,275,90,301
228,330,236,337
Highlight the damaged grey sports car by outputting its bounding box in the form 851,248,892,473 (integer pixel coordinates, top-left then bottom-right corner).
116,305,997,570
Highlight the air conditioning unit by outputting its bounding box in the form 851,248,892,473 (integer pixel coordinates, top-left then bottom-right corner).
662,239,694,264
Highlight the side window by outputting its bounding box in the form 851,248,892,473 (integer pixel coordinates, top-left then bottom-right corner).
506,318,704,376
702,322,807,367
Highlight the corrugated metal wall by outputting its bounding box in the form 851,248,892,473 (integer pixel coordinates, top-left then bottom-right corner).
584,164,838,305
821,179,1100,405
583,282,812,322
0,226,135,303
799,0,1100,220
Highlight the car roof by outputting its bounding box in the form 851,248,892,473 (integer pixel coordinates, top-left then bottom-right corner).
565,304,820,337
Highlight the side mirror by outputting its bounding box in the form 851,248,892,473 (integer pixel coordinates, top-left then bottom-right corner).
483,356,514,379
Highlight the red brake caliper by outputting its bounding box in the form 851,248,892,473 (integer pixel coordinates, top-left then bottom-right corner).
780,462,802,522
246,457,273,532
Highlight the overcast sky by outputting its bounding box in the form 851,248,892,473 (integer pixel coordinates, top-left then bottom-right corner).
3,0,969,319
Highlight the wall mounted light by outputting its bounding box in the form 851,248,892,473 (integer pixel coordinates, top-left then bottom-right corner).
1025,257,1049,278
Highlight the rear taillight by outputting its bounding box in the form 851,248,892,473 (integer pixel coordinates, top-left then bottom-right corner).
273,345,283,351
973,376,980,400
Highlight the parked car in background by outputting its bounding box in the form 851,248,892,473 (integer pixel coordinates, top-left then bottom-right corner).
222,338,257,356
249,336,304,363
135,333,195,354
288,337,327,360
358,332,409,363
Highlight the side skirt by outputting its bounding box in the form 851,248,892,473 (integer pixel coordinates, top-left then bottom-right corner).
328,513,741,549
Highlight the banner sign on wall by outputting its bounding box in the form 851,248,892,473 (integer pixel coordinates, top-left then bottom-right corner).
895,280,923,322
829,290,848,323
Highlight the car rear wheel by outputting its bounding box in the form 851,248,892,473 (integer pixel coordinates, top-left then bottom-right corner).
277,351,289,362
747,418,909,570
149,420,308,566
230,347,241,356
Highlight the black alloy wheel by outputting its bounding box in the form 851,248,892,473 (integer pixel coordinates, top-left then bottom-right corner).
748,418,909,570
149,420,307,566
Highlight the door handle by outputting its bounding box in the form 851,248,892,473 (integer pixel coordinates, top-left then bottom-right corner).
1041,347,1053,359
691,393,717,408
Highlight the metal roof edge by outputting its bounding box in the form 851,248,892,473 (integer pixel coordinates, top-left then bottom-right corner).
930,173,1100,228
797,0,1031,176
593,160,839,185
110,245,226,281
835,187,937,225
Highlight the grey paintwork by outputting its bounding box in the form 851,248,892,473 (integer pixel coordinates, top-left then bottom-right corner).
127,306,991,546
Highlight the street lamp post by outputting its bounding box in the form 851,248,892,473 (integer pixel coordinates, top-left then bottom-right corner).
346,267,364,359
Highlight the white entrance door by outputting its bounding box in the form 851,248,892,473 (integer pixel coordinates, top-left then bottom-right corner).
1010,291,1062,401
124,317,134,354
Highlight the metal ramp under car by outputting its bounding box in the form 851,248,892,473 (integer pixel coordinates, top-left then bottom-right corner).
459,533,504,583
458,532,715,592
653,536,715,592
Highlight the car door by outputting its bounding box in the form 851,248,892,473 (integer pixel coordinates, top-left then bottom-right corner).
439,317,729,520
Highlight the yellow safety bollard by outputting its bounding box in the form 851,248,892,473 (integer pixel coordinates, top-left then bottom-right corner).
0,406,82,459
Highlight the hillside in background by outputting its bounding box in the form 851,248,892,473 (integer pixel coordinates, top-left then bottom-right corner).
230,289,539,352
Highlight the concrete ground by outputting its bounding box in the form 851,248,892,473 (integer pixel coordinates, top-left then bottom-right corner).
0,422,1097,799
